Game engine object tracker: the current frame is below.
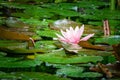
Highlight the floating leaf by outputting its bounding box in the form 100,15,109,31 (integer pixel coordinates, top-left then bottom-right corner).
50,19,102,35
24,7,54,18
79,41,106,51
90,63,113,78
0,27,30,41
0,47,46,54
112,44,120,61
59,41,106,54
0,55,22,62
76,1,108,8
12,7,54,19
35,40,57,50
56,66,84,77
80,9,120,20
51,3,77,10
77,49,112,56
0,40,27,48
0,40,44,54
88,20,120,28
49,19,82,30
56,65,102,78
0,56,42,68
4,17,36,37
20,18,53,27
5,17,29,28
36,29,59,38
0,17,4,25
0,72,70,80
0,2,34,9
88,21,103,26
52,9,80,17
78,72,102,78
95,35,120,45
105,62,120,77
36,53,103,64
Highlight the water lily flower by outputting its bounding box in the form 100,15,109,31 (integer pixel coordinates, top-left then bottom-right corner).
56,25,94,44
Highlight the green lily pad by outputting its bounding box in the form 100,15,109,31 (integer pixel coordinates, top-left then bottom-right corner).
52,9,80,17
36,53,103,64
0,40,27,48
0,72,70,80
20,18,53,27
0,47,46,54
0,2,34,9
0,40,46,54
79,72,102,78
95,35,120,45
11,7,54,19
56,66,84,77
0,55,42,68
56,67,102,78
35,41,57,50
36,29,59,38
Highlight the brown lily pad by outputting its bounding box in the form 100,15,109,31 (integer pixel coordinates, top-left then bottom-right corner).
90,63,112,78
0,26,30,41
112,44,120,61
0,26,35,48
79,41,106,51
90,62,120,78
5,17,35,36
55,41,107,54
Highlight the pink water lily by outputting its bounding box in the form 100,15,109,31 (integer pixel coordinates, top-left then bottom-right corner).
56,25,94,44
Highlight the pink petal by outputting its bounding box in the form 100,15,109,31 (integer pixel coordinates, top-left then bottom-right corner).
66,28,69,32
74,26,79,36
61,30,72,43
75,26,79,34
69,27,75,38
56,33,66,41
77,25,84,39
65,27,74,40
70,27,74,31
73,25,84,42
61,30,67,38
80,33,94,41
55,24,94,44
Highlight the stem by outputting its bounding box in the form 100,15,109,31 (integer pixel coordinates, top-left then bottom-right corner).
103,19,110,37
